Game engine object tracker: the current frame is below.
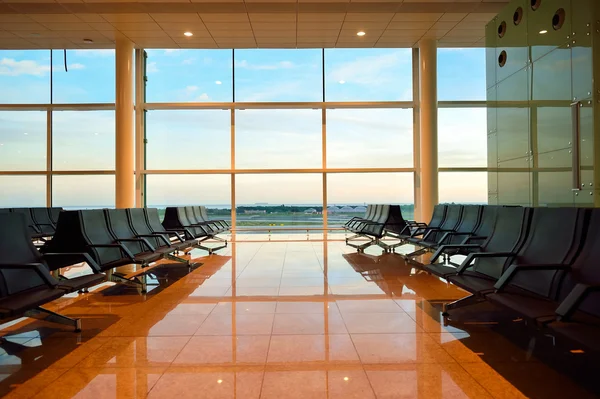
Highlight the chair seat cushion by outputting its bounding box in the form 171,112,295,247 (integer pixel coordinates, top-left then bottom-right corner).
548,320,600,352
447,273,496,293
486,292,558,320
424,263,458,278
0,287,64,317
58,274,106,292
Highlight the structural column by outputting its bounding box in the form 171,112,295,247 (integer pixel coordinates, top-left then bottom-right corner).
115,37,135,208
418,39,438,222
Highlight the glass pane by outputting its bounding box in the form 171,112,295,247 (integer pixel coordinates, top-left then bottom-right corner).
0,111,46,171
146,110,230,170
52,49,115,103
327,108,413,168
0,50,50,104
145,174,231,221
438,48,486,101
0,176,46,207
235,174,322,228
52,175,115,209
53,111,115,171
234,49,322,102
438,108,487,167
325,48,412,101
146,49,233,102
439,172,488,204
327,173,414,227
235,109,321,169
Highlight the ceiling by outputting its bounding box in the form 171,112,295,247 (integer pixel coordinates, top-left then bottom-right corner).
0,1,507,49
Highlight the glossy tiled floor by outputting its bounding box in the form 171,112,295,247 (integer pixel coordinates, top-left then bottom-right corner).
0,237,598,398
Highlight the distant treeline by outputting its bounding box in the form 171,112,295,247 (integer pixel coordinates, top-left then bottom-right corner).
208,204,416,216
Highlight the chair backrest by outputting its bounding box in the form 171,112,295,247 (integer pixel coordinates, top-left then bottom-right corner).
429,205,463,242
176,207,205,236
186,206,202,225
200,206,210,220
193,206,207,223
555,209,600,317
471,206,531,279
384,205,408,235
127,208,164,249
48,207,63,225
506,207,585,298
146,208,167,233
473,205,499,239
9,208,39,237
105,209,145,255
368,205,383,224
79,210,127,266
376,205,390,224
30,207,56,234
428,204,447,229
363,205,375,220
448,205,482,244
0,209,10,214
0,213,53,297
363,205,390,237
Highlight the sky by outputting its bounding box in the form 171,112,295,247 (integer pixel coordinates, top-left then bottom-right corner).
0,47,488,208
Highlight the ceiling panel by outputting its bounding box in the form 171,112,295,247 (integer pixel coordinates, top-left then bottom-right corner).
0,0,508,49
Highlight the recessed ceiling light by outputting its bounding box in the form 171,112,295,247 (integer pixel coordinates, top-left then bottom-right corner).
343,377,349,381
357,31,366,36
339,80,345,84
184,32,193,37
215,80,222,85
539,30,548,34
217,379,223,384
83,38,94,44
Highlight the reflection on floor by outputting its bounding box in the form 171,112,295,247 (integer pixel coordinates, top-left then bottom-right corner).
0,239,598,398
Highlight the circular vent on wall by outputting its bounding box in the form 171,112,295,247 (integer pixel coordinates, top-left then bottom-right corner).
553,8,566,30
498,51,508,67
513,7,523,25
531,0,542,11
498,21,507,38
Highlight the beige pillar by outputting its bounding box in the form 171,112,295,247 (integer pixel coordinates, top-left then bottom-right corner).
115,37,135,209
418,39,438,222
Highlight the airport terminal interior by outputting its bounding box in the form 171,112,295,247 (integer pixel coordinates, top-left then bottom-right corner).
1,0,600,397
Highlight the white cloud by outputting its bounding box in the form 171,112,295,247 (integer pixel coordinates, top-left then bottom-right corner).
196,93,209,101
328,51,409,86
147,61,159,74
67,63,85,70
0,58,50,76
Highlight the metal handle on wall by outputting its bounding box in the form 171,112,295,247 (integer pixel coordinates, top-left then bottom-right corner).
571,101,582,191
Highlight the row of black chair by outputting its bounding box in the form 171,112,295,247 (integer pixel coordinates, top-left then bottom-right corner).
41,208,210,291
419,205,600,354
0,212,105,332
392,204,499,259
0,207,63,241
344,204,412,252
162,206,229,254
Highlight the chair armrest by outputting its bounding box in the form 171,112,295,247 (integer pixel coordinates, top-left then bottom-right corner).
430,244,481,263
494,264,569,291
161,229,187,242
136,234,172,247
456,251,515,274
437,232,472,245
87,244,135,261
556,283,600,321
43,252,102,273
116,238,156,252
0,263,57,287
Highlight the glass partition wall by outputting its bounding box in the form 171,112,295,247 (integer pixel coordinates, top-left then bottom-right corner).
0,47,487,233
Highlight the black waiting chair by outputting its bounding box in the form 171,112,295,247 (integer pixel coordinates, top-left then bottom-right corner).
198,206,230,230
162,207,226,254
423,206,531,312
48,207,63,226
30,207,57,236
346,205,408,253
0,213,105,332
10,208,44,241
144,208,198,250
403,205,465,257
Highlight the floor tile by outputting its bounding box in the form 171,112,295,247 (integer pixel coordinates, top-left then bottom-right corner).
328,370,376,399
351,333,456,364
173,335,270,365
342,312,423,334
149,371,263,399
195,313,275,336
261,371,326,399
